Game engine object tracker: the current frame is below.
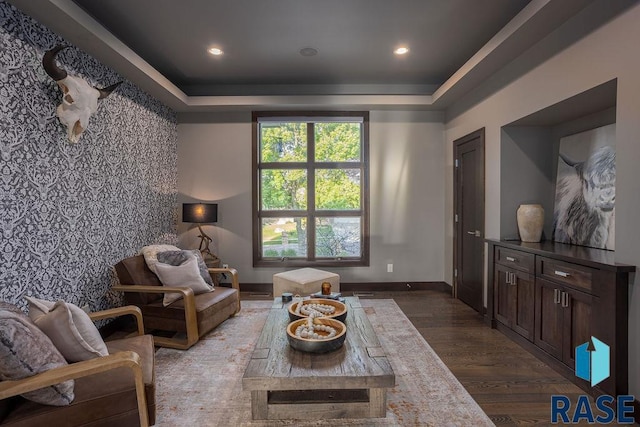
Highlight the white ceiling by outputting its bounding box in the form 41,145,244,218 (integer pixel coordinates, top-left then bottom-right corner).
8,0,596,112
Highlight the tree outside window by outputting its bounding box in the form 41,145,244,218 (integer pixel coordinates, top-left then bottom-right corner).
252,112,369,267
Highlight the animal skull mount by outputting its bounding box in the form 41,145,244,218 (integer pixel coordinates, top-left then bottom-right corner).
43,45,122,143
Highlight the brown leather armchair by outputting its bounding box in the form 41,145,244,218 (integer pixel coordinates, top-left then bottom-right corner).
113,255,240,350
0,306,155,426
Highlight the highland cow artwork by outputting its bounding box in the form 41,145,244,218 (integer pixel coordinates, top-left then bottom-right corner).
553,124,616,250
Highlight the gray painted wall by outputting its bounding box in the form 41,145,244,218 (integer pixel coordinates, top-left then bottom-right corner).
0,1,178,312
177,110,446,284
499,107,617,241
500,126,555,240
444,0,640,397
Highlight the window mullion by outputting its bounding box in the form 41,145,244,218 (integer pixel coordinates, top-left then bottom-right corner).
307,122,316,260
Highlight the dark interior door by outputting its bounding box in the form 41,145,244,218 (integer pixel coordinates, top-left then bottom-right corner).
454,129,485,313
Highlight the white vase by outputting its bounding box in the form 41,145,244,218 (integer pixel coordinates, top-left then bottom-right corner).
517,204,544,242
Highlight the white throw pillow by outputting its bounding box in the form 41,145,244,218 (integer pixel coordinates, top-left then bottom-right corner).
140,244,181,274
25,297,108,362
155,257,213,306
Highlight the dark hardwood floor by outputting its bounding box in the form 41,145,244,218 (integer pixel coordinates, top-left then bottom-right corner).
356,289,586,425
242,288,634,426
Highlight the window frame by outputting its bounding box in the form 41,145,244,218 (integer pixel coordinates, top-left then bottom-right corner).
252,111,370,267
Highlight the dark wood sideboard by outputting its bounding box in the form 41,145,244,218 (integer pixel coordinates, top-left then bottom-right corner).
486,239,635,397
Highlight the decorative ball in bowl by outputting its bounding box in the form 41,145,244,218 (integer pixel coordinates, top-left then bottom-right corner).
288,298,347,322
286,317,347,353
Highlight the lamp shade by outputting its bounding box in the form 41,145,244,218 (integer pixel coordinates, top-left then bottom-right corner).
182,203,218,223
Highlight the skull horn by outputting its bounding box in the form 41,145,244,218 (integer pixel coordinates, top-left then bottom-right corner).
42,45,68,81
97,81,123,99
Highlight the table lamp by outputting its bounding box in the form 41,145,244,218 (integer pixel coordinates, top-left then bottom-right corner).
182,203,218,261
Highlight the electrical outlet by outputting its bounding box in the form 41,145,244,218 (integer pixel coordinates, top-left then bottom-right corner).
387,263,393,273
222,263,229,269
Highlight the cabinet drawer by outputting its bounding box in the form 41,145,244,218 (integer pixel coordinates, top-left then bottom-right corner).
537,256,593,293
495,247,534,273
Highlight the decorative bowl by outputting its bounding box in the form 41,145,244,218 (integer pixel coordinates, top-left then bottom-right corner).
288,298,347,322
286,317,347,353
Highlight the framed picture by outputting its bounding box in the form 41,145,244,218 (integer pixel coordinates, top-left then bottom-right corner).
553,124,615,250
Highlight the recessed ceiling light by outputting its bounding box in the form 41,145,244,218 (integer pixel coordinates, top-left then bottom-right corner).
299,47,318,57
208,47,224,56
394,46,410,55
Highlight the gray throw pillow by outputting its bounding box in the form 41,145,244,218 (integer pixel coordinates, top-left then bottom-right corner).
26,297,109,362
157,250,214,287
0,301,23,315
156,250,191,266
0,303,75,406
156,258,213,306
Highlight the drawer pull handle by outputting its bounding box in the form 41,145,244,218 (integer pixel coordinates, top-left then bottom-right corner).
554,288,561,304
506,256,516,262
554,270,570,278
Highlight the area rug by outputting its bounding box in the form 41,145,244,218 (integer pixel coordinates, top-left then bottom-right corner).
154,299,494,426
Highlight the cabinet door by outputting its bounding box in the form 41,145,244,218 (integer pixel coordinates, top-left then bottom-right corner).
534,278,563,359
512,270,535,341
562,287,592,367
494,264,515,328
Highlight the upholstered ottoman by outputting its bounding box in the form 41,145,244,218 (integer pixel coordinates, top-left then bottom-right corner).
273,268,340,297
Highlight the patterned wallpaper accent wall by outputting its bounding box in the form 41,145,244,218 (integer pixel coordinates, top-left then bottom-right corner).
0,1,177,311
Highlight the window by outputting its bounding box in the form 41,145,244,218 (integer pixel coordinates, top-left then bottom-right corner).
252,111,370,267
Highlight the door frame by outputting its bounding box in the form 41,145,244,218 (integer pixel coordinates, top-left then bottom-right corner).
453,128,485,309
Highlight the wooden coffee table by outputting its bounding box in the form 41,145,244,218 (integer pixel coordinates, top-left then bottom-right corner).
242,297,395,420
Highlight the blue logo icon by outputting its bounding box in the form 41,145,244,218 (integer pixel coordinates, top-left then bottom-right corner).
575,336,609,387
